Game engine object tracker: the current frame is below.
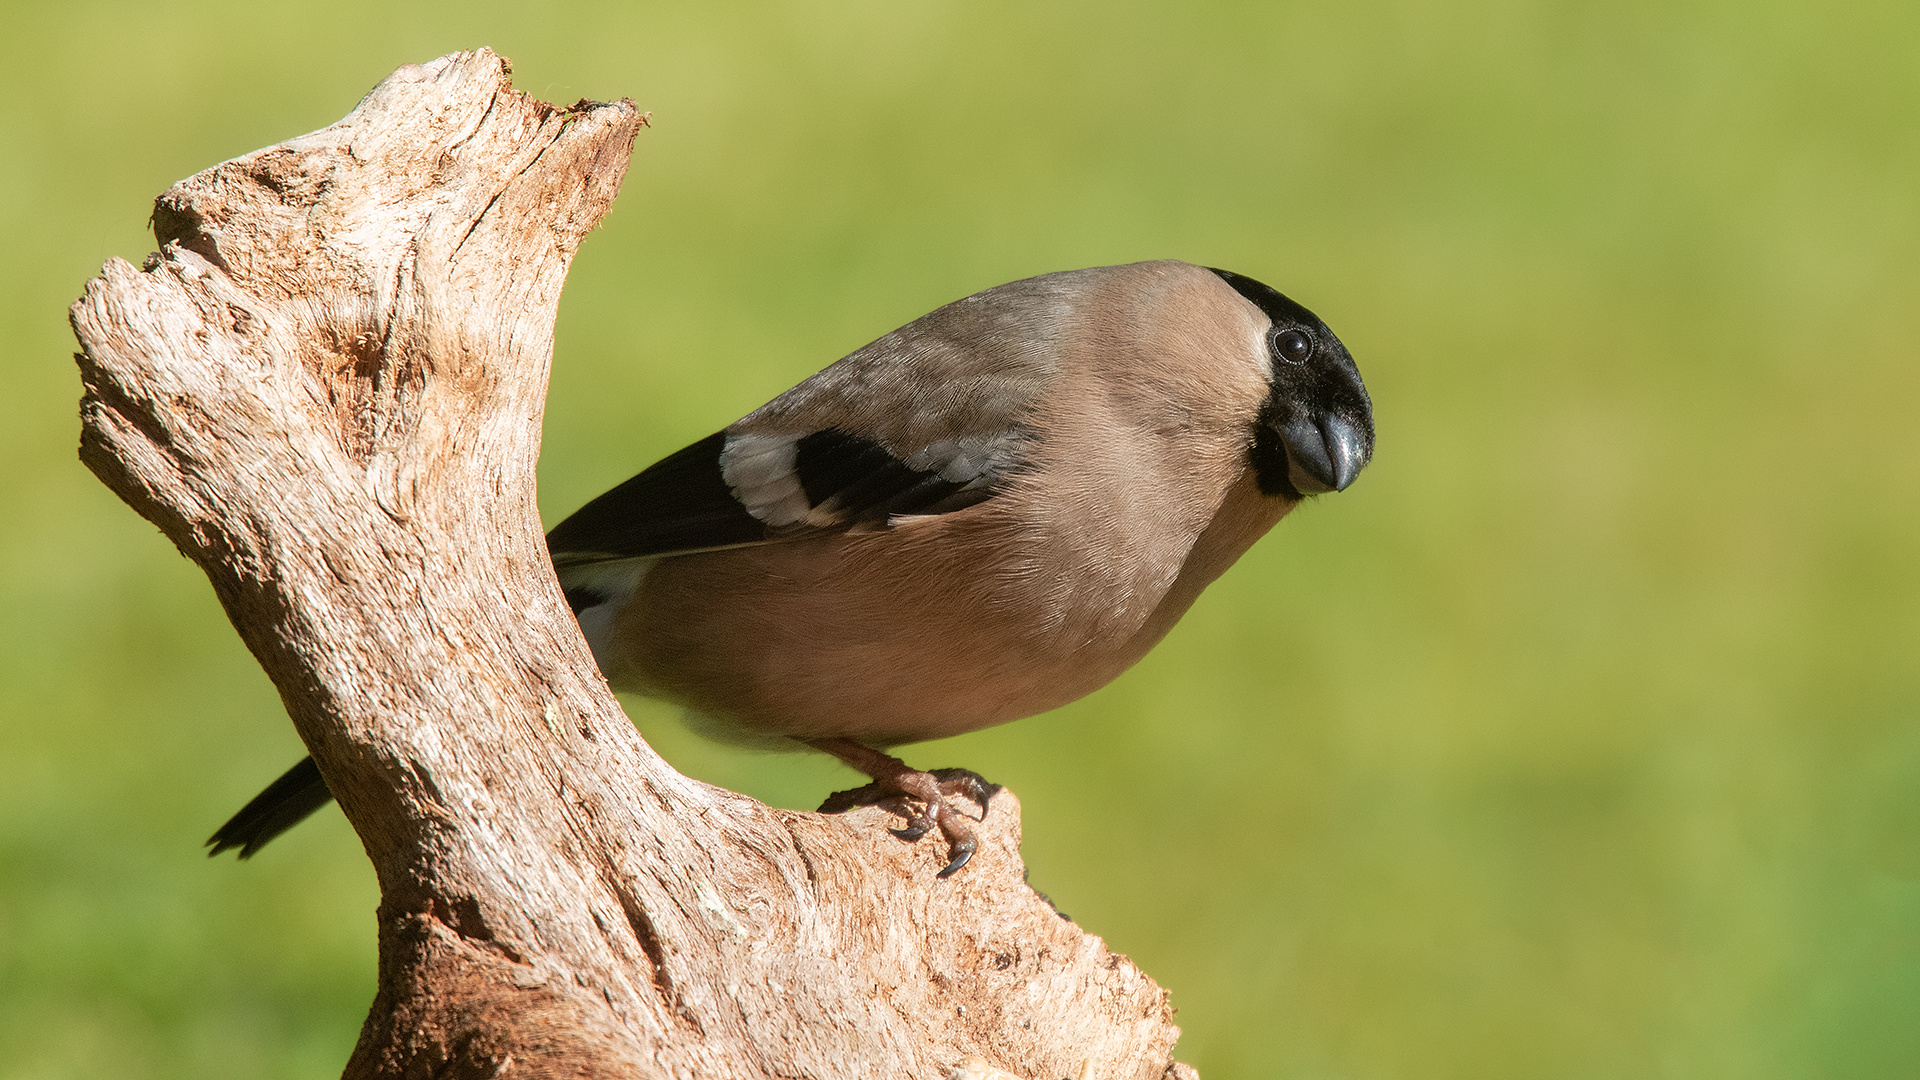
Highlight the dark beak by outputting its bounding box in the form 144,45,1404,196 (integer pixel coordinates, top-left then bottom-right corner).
1276,413,1370,494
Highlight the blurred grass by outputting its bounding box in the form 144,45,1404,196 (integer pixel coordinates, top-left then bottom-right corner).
3,0,1918,1076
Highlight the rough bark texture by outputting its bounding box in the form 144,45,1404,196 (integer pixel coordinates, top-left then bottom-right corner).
70,50,1195,1080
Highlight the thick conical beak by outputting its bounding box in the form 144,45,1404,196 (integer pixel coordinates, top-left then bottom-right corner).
1276,413,1370,494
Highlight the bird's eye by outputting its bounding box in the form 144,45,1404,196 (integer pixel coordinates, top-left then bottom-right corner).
1273,328,1313,365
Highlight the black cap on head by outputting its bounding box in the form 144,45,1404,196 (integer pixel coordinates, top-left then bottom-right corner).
1209,268,1375,498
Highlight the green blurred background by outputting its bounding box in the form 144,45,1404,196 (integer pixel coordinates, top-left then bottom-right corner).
4,1,1918,1076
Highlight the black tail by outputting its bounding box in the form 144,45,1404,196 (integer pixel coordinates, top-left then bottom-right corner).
206,756,334,858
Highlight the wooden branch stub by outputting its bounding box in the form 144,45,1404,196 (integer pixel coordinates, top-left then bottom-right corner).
70,49,1195,1080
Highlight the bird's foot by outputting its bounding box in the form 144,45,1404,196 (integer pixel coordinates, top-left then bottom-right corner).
870,769,997,840
811,740,1000,878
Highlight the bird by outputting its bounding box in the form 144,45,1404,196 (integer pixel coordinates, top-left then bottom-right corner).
208,259,1374,876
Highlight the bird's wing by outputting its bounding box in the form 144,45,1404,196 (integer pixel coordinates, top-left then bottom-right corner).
544,431,774,563
543,423,1025,565
545,272,1080,566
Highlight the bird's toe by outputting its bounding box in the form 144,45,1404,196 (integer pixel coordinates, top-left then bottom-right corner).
929,767,999,820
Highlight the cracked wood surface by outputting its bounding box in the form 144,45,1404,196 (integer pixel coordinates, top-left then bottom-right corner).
68,49,1194,1080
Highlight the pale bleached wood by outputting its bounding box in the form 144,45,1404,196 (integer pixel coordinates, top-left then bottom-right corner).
70,49,1195,1080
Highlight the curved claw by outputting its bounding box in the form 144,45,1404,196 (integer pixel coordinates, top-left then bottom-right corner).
879,794,933,841
935,837,976,878
930,768,999,820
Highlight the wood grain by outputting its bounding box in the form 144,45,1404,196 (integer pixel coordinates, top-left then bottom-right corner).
70,49,1191,1080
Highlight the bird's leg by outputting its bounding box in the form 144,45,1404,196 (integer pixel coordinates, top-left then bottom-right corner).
809,738,999,878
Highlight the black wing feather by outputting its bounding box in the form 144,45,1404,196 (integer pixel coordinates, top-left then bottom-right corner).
792,430,979,524
545,432,767,561
548,427,1013,566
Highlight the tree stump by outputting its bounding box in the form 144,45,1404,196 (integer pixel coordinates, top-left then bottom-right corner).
69,49,1194,1080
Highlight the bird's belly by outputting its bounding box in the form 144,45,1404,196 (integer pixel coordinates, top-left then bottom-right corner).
595,524,1169,745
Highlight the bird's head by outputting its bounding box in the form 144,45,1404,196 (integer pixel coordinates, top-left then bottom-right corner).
1210,268,1374,499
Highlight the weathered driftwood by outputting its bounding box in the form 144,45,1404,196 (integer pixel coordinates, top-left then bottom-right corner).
70,50,1194,1080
